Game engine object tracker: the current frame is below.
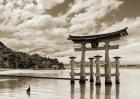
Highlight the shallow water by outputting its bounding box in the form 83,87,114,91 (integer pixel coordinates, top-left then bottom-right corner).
0,68,140,99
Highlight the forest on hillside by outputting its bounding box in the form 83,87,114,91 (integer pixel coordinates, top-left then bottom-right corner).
0,41,64,69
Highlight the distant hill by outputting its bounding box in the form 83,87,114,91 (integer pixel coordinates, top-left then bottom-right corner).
0,41,64,69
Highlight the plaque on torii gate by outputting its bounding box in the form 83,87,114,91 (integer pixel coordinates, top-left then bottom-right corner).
68,27,128,84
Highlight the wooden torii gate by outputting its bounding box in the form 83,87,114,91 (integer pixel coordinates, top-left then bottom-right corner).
68,27,128,84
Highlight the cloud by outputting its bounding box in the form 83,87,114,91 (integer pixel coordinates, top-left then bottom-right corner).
18,15,66,30
55,17,140,64
67,0,123,15
93,17,140,64
0,0,140,64
36,0,64,10
99,17,140,36
67,0,123,35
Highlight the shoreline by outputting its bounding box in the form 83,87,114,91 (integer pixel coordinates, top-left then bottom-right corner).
0,66,140,71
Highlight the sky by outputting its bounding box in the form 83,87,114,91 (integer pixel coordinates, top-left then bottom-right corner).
0,0,140,64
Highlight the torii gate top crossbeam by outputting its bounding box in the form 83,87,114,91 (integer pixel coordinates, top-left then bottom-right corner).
68,27,128,48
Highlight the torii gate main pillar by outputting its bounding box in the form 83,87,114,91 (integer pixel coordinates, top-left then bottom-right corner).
105,42,112,85
79,43,86,83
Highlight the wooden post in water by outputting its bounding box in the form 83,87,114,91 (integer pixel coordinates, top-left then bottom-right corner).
96,85,101,99
71,83,75,99
80,83,86,99
114,56,121,84
90,84,94,99
88,57,95,83
94,55,102,85
69,56,76,83
105,85,112,99
80,43,86,83
116,84,120,99
105,42,112,85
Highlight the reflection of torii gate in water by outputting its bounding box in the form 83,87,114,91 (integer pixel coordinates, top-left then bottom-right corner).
70,84,119,99
68,27,128,85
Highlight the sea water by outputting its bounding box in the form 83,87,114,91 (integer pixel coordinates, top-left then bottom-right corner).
0,68,140,99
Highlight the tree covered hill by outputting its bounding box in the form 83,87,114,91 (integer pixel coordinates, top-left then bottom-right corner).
0,41,64,69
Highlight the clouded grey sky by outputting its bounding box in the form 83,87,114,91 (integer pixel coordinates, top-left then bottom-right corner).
0,0,140,64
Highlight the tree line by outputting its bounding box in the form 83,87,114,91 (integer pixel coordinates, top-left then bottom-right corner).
0,41,64,69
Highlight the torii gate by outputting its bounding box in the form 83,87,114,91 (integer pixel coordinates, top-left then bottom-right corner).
68,27,128,84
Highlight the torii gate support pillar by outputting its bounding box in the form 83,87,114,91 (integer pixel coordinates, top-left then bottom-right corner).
88,57,95,83
95,55,102,85
114,56,121,84
69,56,76,83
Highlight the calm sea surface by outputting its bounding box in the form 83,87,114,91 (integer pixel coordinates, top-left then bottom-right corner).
0,68,140,99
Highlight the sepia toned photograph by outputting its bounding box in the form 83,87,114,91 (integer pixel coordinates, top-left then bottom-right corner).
0,0,140,99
